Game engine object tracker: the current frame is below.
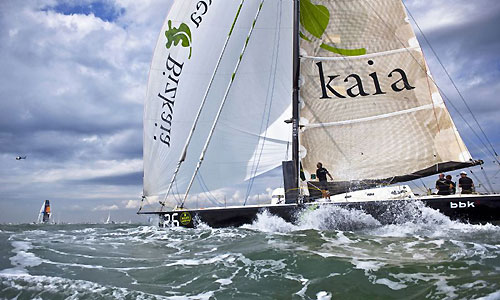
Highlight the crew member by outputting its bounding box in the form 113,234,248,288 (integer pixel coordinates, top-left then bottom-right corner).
316,162,333,198
316,162,333,182
445,175,456,194
435,173,451,195
458,171,474,194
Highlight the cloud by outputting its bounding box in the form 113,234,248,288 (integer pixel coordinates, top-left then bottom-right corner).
124,200,141,209
92,204,119,211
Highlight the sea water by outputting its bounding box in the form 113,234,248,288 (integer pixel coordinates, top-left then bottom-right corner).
1,203,499,299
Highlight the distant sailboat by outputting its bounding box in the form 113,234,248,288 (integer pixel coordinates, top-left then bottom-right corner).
37,200,51,224
104,212,114,224
138,0,500,227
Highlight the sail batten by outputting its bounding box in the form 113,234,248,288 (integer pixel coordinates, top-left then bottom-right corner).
302,46,420,61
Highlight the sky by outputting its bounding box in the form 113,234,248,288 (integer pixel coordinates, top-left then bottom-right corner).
0,0,499,223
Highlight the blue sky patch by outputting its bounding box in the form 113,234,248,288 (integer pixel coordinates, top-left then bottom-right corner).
42,1,124,22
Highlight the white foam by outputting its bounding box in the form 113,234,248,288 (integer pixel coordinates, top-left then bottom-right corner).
476,290,500,300
316,291,332,300
434,277,458,299
244,205,381,234
0,273,171,299
374,278,407,290
297,205,381,231
165,254,232,267
351,258,385,273
242,210,297,233
0,241,42,276
215,278,232,285
167,291,215,300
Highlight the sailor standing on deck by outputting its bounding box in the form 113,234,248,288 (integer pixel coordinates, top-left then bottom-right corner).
458,171,474,194
316,162,333,197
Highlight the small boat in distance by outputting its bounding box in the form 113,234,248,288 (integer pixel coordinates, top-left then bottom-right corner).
37,200,51,224
104,212,115,224
16,155,26,160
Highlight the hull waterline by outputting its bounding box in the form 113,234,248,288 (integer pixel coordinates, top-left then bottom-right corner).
143,194,500,228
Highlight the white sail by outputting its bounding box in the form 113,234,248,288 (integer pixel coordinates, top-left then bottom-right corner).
298,0,473,182
144,1,293,209
37,202,45,224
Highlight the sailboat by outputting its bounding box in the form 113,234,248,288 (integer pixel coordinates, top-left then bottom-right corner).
138,0,500,227
37,200,51,224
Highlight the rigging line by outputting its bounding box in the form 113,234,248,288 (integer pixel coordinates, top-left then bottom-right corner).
181,0,266,208
403,1,498,158
469,169,490,194
196,172,223,206
363,0,496,164
244,0,283,205
160,177,182,212
161,178,183,212
419,179,430,194
402,3,499,166
160,0,247,208
492,167,500,179
480,165,496,194
437,87,500,166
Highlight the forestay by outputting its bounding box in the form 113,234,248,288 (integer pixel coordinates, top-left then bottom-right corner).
298,0,474,183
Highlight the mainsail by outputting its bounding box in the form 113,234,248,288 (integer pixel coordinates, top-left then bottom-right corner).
298,0,477,184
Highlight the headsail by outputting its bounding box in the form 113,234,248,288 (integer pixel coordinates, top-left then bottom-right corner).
298,0,477,184
143,1,293,209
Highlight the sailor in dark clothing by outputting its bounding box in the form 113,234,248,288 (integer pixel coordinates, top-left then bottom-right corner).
458,171,474,194
435,173,451,195
445,175,456,194
316,162,333,196
316,162,333,182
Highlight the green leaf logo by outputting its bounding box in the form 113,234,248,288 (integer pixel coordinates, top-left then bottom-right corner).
300,0,366,56
300,0,329,39
165,20,192,59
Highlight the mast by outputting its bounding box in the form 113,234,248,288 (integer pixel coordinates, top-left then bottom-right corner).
292,0,301,201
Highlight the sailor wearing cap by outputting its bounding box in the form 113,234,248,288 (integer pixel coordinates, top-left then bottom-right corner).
458,171,474,194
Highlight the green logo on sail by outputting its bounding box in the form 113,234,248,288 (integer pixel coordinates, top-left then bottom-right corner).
300,0,366,56
165,20,192,59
